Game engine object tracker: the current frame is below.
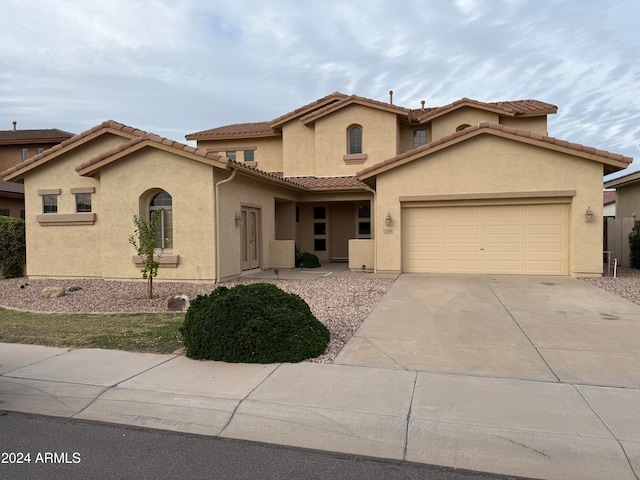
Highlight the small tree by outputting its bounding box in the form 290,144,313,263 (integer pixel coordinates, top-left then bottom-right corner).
629,225,640,268
129,211,163,299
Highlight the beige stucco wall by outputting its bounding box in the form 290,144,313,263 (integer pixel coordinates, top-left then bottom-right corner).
282,121,317,177
500,116,548,135
373,135,604,276
196,136,283,173
431,108,499,141
215,171,299,280
313,105,399,177
606,217,634,267
21,135,128,278
349,239,374,272
615,185,640,218
96,148,218,282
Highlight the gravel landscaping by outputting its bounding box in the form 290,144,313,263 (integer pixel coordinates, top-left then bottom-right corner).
0,274,396,364
2,266,639,364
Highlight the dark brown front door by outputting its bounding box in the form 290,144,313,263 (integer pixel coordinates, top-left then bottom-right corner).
330,203,355,261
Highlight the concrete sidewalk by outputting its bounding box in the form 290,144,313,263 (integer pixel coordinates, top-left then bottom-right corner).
1,274,640,480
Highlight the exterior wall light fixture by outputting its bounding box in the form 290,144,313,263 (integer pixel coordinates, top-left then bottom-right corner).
385,212,392,226
585,206,594,223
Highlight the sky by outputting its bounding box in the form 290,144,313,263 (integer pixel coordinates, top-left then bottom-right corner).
1,0,638,180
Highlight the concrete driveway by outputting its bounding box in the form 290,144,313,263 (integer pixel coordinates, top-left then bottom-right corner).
335,274,640,388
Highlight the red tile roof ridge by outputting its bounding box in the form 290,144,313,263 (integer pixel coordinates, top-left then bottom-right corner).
357,121,632,178
413,98,557,123
300,94,411,124
269,92,349,127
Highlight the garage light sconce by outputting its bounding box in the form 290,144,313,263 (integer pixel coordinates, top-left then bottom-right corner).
585,206,594,223
385,212,392,226
235,212,243,226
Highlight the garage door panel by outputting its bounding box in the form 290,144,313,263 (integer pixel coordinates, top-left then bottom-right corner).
402,203,568,275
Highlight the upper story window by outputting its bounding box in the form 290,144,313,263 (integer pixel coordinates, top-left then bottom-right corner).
456,124,472,132
42,195,58,213
75,193,92,213
21,148,28,162
243,150,254,162
150,191,173,249
37,147,44,154
348,125,363,154
225,151,236,161
413,130,427,148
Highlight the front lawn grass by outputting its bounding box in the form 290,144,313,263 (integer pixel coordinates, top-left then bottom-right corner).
0,308,184,353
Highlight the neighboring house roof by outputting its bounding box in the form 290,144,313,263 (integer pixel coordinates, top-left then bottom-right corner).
1,121,149,182
410,98,557,124
604,190,617,205
0,128,75,145
0,179,24,196
604,169,640,189
358,121,632,184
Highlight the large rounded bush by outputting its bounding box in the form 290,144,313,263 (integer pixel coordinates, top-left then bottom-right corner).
180,283,329,363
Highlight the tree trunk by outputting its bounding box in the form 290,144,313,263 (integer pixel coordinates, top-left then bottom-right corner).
148,276,153,299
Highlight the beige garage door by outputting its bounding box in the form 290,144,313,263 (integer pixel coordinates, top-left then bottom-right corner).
402,203,569,275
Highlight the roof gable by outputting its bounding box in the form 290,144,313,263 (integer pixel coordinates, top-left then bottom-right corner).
411,98,557,124
75,134,229,177
269,92,348,128
1,121,147,182
299,95,411,126
358,121,632,183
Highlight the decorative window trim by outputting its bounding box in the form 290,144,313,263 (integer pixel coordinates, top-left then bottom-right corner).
36,213,96,226
37,188,61,196
70,187,95,194
343,153,367,165
132,255,180,268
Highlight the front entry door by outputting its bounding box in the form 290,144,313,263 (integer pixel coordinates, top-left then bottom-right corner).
330,203,355,261
241,207,261,270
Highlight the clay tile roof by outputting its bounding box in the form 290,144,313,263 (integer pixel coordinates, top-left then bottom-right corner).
286,175,369,190
0,128,75,144
76,132,226,174
185,122,278,140
299,94,411,125
1,120,149,180
358,122,632,179
269,92,349,128
412,98,557,123
603,190,617,205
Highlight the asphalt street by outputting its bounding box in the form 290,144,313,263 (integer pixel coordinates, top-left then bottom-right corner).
0,411,533,480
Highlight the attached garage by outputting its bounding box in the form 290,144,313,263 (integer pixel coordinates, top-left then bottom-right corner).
402,200,569,275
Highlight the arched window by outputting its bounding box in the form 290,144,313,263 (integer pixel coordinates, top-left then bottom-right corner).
456,124,472,132
348,125,363,154
150,191,173,249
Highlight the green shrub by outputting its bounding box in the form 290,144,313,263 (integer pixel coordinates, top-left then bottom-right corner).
629,225,640,268
180,283,329,363
300,252,321,268
0,216,26,278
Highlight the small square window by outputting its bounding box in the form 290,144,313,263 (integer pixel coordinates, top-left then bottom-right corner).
358,222,371,236
313,206,326,220
76,193,92,213
413,130,427,149
358,204,370,218
37,147,44,154
244,150,254,162
226,151,236,161
42,195,57,213
314,239,326,251
314,223,326,235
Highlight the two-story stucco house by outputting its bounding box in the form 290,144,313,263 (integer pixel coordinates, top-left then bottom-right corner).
1,92,632,281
